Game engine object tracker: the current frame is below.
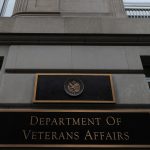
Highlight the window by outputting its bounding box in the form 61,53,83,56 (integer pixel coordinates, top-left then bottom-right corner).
141,56,150,88
0,0,16,17
124,1,150,18
0,56,4,70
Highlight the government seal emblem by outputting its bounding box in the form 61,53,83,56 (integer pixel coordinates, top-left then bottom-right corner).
64,78,84,97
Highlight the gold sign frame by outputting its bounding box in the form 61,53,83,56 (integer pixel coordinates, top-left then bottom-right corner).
0,109,149,148
33,73,116,103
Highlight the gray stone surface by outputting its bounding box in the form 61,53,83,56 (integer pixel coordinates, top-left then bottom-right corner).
0,46,8,57
0,0,149,34
13,0,28,15
71,46,128,69
124,46,150,70
27,0,60,12
3,45,150,104
64,18,103,33
0,46,9,70
0,74,149,104
100,18,150,34
0,74,34,103
12,17,65,33
1,17,150,34
40,17,150,34
6,46,72,69
65,18,150,34
113,74,150,104
5,46,150,70
0,18,14,33
0,46,9,84
124,47,141,70
60,0,110,13
13,0,125,17
139,46,150,55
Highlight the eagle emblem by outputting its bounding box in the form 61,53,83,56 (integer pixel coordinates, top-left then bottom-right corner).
64,78,84,97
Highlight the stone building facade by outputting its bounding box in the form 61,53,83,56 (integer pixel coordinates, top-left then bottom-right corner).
0,0,150,104
0,0,149,149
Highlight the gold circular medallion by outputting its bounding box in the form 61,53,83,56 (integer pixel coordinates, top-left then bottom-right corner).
64,78,84,97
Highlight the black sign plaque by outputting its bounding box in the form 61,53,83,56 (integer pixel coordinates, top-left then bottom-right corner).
33,74,115,103
0,109,149,148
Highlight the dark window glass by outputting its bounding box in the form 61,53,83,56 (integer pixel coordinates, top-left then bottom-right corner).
141,56,150,77
0,56,4,70
148,82,150,88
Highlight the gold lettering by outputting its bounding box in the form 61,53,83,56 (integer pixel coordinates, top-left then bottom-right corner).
32,132,37,140
51,118,58,126
116,118,121,125
106,116,122,126
124,132,130,141
74,132,80,140
106,132,113,140
87,118,94,125
58,118,65,125
30,116,38,126
59,132,65,140
72,118,80,125
39,118,45,126
93,132,99,140
39,132,44,140
66,118,72,126
99,132,105,140
81,118,87,125
22,130,31,140
84,130,93,140
66,132,73,140
112,132,117,141
106,116,116,126
45,132,51,140
117,132,124,140
52,132,58,140
94,118,102,125
45,118,51,125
